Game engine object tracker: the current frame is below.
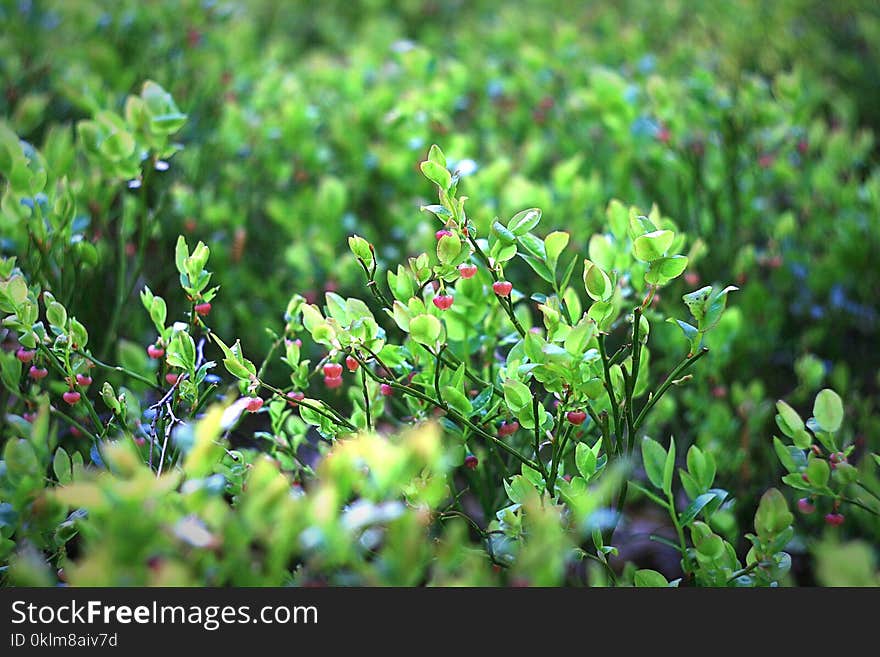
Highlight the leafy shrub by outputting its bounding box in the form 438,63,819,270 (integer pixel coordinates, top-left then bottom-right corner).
1,0,879,586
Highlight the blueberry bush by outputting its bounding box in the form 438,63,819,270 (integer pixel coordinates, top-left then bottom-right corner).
0,0,878,587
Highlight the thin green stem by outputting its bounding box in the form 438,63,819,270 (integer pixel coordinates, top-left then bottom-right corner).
256,332,286,382
465,233,526,338
726,561,760,585
626,307,643,441
667,489,693,575
361,366,372,432
49,406,99,443
855,482,880,504
841,496,880,516
349,351,539,471
73,349,161,390
597,334,620,442
260,381,356,432
532,393,550,486
633,348,709,431
39,344,105,435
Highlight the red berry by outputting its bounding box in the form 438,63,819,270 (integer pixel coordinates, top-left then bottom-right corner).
165,373,179,385
684,272,700,286
435,229,453,240
194,302,212,316
287,391,305,405
432,294,454,310
566,410,587,425
345,355,359,372
70,426,82,438
464,454,478,470
323,363,343,378
824,513,845,526
797,498,816,514
758,154,774,169
498,420,519,437
16,348,35,363
493,281,513,297
147,345,165,359
246,397,263,412
380,383,393,397
324,375,343,389
458,263,478,279
134,437,146,447
75,374,93,387
711,385,727,399
62,390,81,406
29,366,48,380
563,474,572,482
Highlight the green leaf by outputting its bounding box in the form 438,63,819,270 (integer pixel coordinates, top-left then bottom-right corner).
559,253,579,291
46,301,67,330
813,389,843,433
101,381,121,414
781,473,812,491
575,442,597,479
427,144,446,168
606,199,629,239
775,400,805,438
53,448,72,485
634,569,669,587
564,315,596,356
645,255,688,286
773,437,797,472
754,488,793,537
437,232,462,264
701,285,738,331
680,492,716,526
683,286,712,322
633,230,674,262
806,457,830,488
174,235,189,274
223,358,253,381
583,259,612,301
420,160,452,190
508,208,542,235
641,437,667,490
149,297,167,333
663,436,676,495
348,234,374,267
409,314,442,345
99,129,135,160
442,386,472,416
491,220,517,245
503,379,532,412
588,234,615,271
324,292,349,324
519,253,554,284
544,231,569,272
166,332,196,372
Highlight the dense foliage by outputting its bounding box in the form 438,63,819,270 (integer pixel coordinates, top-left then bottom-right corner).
0,0,878,586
